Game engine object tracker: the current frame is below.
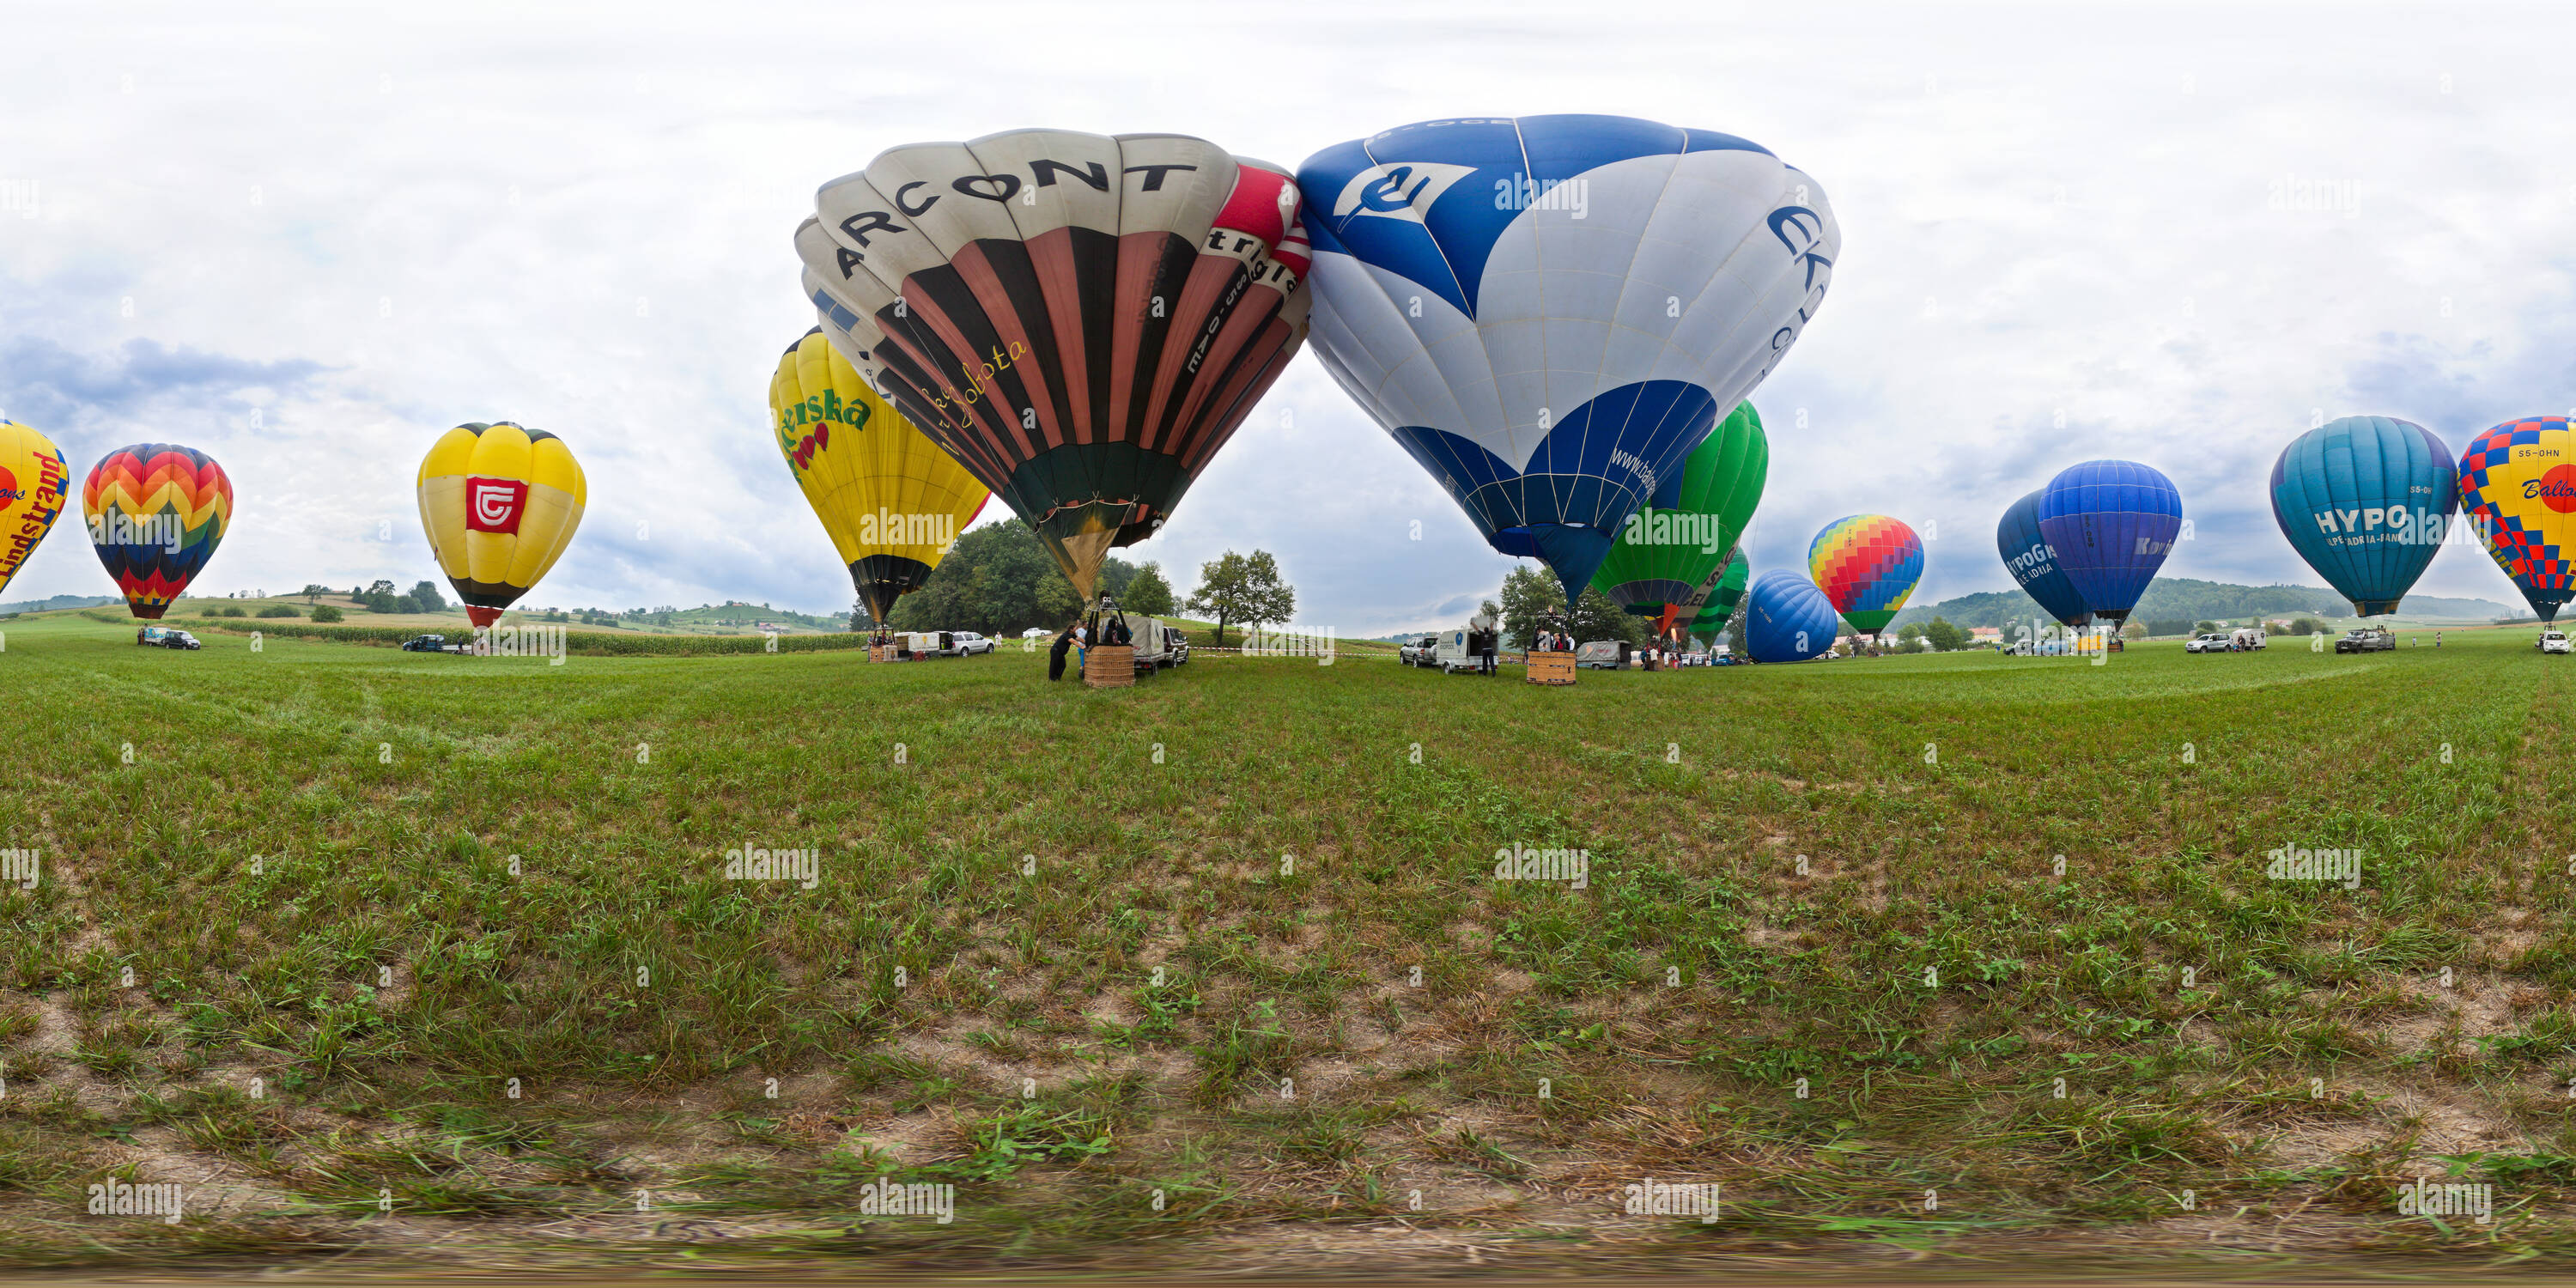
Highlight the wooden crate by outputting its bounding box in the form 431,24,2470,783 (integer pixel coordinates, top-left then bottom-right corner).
1084,645,1136,689
1525,652,1577,685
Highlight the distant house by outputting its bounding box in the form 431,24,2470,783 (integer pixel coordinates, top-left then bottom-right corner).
1969,627,2002,641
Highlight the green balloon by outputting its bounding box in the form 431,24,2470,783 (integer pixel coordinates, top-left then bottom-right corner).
1686,546,1752,634
1589,403,1767,620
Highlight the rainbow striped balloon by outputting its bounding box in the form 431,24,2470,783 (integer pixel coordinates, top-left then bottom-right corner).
1807,513,1923,636
83,443,233,619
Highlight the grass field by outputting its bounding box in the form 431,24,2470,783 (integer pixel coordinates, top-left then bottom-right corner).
2,610,2572,1274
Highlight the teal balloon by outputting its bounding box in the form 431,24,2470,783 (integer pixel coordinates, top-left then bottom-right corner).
2268,416,2457,617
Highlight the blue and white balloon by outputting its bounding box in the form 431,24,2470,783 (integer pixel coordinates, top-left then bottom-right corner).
1996,489,2093,629
1297,115,1840,606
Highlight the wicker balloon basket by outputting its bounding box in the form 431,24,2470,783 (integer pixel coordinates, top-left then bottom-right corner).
1084,645,1136,689
868,646,887,663
1525,652,1577,685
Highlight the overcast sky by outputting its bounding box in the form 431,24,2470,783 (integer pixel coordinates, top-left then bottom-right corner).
3,2,2568,632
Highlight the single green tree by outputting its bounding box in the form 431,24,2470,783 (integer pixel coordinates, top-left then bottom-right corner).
1185,550,1295,647
1498,564,1564,650
1923,617,1966,652
1122,562,1176,617
409,580,447,612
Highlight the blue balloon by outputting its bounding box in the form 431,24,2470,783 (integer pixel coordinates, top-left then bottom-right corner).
2036,460,2183,626
1996,489,2093,629
1297,114,1840,609
2269,416,2457,617
1743,568,1841,662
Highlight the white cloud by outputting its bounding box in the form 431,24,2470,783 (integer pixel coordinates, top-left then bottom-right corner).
2,2,2567,624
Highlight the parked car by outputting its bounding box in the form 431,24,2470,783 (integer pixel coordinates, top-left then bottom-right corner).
400,634,459,653
2184,632,2232,653
1574,640,1626,670
2336,627,2394,653
2540,630,2570,654
1399,633,1439,666
949,631,994,656
1020,627,1052,640
157,629,202,651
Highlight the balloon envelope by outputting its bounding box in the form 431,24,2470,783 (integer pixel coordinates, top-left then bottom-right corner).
1590,402,1766,619
1297,114,1838,608
0,421,72,601
417,422,586,628
2035,460,2182,626
1687,545,1752,635
83,443,231,619
2458,415,2576,623
2269,416,2456,617
1807,513,1922,635
1995,489,2093,629
1744,568,1840,662
798,128,1311,601
771,329,990,624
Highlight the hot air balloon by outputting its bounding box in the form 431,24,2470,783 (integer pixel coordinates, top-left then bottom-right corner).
1590,402,1767,637
83,443,231,619
2458,416,2576,623
0,421,71,601
417,422,585,628
2036,460,2182,628
1686,545,1752,636
1995,489,2092,629
796,129,1310,602
2269,416,2457,617
1297,114,1838,609
771,328,990,626
1743,569,1840,663
1807,514,1923,641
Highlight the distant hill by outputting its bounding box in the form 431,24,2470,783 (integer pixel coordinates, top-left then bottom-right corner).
0,593,118,615
1888,579,2517,631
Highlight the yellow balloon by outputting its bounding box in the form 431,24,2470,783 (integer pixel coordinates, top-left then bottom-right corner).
417,422,586,626
0,420,73,600
770,328,988,623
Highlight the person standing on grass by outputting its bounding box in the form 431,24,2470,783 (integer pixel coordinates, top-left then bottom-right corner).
1479,627,1498,676
1048,623,1075,681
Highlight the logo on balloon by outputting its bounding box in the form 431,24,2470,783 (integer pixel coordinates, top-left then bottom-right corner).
1328,161,1477,222
2529,465,2576,513
466,477,528,534
0,466,17,503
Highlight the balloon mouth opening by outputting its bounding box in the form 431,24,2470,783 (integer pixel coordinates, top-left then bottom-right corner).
466,606,503,628
130,605,167,621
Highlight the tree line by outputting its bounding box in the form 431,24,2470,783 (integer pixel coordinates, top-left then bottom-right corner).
878,519,1295,645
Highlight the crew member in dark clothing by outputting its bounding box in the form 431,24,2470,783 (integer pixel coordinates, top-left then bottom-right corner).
1479,629,1498,675
1048,623,1075,681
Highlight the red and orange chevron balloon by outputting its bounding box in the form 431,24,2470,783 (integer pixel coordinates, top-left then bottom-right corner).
1807,513,1924,638
82,443,234,619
